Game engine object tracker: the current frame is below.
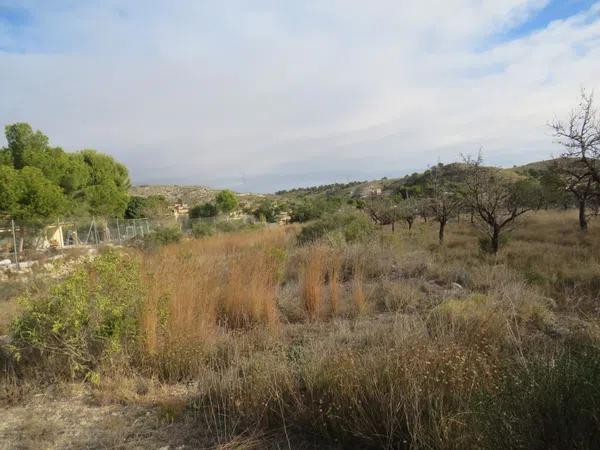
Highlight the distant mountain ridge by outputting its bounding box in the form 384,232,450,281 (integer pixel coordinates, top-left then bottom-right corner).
131,160,554,203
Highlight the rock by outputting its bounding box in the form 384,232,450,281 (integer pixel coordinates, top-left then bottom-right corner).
451,282,464,290
0,259,11,267
15,260,36,269
0,335,13,346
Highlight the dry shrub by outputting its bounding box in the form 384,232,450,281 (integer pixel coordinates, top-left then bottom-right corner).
433,294,509,346
327,251,342,317
192,315,499,449
342,238,403,280
372,278,426,313
351,262,366,316
299,244,327,320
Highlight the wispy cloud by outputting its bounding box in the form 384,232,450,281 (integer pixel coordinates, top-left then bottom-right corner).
0,1,599,191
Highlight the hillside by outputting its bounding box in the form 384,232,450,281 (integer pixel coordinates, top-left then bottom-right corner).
130,159,552,206
129,185,217,205
274,159,551,201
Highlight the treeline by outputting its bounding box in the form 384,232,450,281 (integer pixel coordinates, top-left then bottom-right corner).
275,180,364,196
0,123,130,221
0,123,132,250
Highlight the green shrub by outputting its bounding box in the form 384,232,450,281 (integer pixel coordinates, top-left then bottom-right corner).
478,234,510,253
472,341,600,449
9,251,143,379
189,202,218,218
142,226,182,250
215,220,261,233
191,222,215,238
297,209,375,244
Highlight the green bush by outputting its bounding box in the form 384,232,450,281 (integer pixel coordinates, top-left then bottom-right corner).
9,251,143,379
191,222,215,238
478,234,510,253
215,220,261,233
472,341,600,449
142,226,182,250
297,209,375,245
189,202,218,218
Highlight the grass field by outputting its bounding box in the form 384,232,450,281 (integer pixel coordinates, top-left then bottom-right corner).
1,209,599,449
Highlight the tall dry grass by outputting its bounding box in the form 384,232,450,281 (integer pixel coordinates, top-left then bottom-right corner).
140,228,288,378
299,243,327,320
351,261,366,316
327,251,342,317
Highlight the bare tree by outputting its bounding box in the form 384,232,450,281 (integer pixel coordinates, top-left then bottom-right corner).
551,90,600,184
427,165,462,245
364,198,401,232
551,158,598,231
398,198,421,231
462,154,540,254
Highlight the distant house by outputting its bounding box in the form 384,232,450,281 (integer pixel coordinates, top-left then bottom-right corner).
227,210,246,220
275,211,292,225
352,184,383,199
171,202,189,218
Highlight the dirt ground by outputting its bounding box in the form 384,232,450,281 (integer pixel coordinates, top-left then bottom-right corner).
0,385,205,450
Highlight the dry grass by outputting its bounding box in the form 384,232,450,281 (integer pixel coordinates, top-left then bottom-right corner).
2,210,600,448
299,243,326,321
140,228,288,379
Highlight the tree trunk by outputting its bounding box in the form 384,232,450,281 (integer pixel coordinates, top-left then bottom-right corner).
391,221,395,233
470,211,474,223
491,227,500,254
438,220,446,245
579,199,588,231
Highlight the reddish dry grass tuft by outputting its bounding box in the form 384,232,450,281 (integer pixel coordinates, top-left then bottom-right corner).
139,228,288,377
300,244,327,320
352,260,366,316
328,251,342,317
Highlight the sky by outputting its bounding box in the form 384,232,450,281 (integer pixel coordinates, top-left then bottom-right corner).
1,1,600,192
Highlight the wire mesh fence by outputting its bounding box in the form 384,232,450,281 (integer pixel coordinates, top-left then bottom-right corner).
0,213,262,267
0,216,183,267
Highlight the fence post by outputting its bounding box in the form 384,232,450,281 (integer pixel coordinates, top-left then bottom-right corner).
57,217,64,255
116,218,122,244
93,217,99,245
11,219,20,270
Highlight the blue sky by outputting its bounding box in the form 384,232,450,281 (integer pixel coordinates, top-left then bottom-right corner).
506,0,597,37
1,1,600,192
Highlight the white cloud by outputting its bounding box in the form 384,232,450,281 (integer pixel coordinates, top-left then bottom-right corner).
0,1,599,191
